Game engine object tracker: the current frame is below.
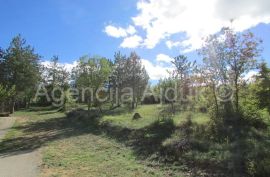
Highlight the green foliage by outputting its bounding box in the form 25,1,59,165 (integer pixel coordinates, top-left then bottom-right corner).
39,56,70,107
73,55,112,111
256,62,270,113
110,52,149,109
0,35,41,110
172,55,196,80
3,35,41,93
74,55,111,89
0,85,16,112
154,78,176,104
0,85,15,102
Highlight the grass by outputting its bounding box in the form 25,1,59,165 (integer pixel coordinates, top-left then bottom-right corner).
0,105,210,177
42,133,172,177
102,105,162,129
1,104,269,176
173,111,209,125
102,104,210,129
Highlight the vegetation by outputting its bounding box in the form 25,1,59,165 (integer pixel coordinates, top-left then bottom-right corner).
0,27,270,177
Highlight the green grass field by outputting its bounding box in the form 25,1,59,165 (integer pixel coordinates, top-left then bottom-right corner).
102,105,209,129
0,105,211,177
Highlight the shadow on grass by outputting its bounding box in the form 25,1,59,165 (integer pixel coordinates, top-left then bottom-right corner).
0,108,174,162
0,108,226,176
4,108,264,176
26,106,57,112
101,117,175,159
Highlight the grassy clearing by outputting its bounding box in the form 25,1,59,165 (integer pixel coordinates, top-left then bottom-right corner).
102,105,162,129
102,105,210,129
0,105,210,177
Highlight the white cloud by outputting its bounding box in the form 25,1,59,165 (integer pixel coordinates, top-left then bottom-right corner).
120,35,143,48
126,25,136,35
104,25,136,38
156,54,173,63
142,59,172,80
107,0,270,51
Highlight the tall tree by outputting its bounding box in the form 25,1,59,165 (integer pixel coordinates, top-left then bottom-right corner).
199,32,228,115
110,52,127,107
2,35,41,112
110,52,149,109
44,56,69,88
199,28,261,113
126,52,149,109
41,56,70,108
73,55,111,112
223,28,261,111
171,55,196,110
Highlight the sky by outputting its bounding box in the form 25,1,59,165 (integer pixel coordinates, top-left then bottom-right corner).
1,0,270,81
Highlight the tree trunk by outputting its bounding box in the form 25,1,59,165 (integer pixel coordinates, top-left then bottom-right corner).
131,102,135,109
234,78,239,112
98,106,102,114
25,97,31,109
1,102,4,113
87,97,91,112
10,99,15,114
132,91,136,109
171,102,175,114
212,85,219,116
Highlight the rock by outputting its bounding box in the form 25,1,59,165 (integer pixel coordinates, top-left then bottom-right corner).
132,113,142,120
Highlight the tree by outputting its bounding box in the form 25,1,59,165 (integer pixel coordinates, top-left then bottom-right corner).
223,28,261,111
199,28,261,113
199,32,228,115
110,52,127,107
41,56,70,109
256,62,270,113
171,55,196,110
125,52,149,109
0,47,5,83
73,55,111,112
1,35,41,112
44,56,69,88
110,52,149,109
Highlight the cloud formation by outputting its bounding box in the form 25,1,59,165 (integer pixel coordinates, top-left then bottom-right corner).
156,54,173,63
141,54,175,80
141,59,172,80
104,25,136,38
120,35,143,48
105,0,270,51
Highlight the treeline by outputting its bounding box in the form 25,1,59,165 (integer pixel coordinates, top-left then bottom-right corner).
0,35,149,113
0,28,270,117
153,27,266,115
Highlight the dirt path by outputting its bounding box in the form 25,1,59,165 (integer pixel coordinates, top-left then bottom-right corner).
0,117,41,177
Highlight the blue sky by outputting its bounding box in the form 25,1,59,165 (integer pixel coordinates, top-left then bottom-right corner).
1,0,270,81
